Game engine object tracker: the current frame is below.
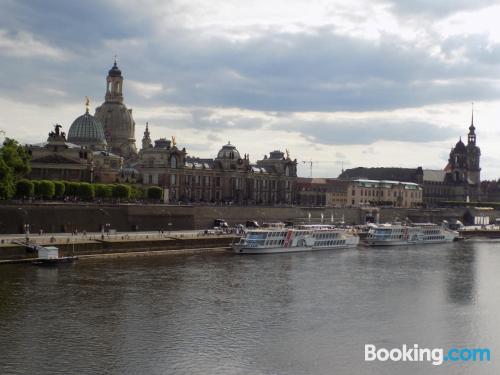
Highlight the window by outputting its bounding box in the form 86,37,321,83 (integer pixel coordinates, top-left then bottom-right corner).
170,156,177,169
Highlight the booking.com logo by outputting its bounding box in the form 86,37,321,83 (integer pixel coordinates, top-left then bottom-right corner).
365,344,491,366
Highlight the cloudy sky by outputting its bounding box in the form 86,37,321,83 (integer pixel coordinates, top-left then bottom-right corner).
1,0,500,179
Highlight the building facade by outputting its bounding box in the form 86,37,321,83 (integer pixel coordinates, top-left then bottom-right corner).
347,179,422,208
296,178,422,208
138,128,297,204
296,178,349,206
339,113,481,206
28,116,122,183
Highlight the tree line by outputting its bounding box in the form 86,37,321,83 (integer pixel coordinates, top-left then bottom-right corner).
14,180,164,201
0,137,164,201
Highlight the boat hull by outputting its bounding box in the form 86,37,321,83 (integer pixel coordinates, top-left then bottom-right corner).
365,238,455,246
232,238,359,254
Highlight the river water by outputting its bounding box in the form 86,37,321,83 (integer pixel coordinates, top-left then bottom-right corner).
1,240,500,375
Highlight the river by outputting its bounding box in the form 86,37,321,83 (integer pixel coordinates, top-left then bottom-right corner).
1,240,499,374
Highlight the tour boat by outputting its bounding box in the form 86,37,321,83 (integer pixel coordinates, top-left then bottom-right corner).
232,225,359,254
365,223,458,246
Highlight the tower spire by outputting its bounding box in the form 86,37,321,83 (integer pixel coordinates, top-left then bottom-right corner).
468,102,476,146
142,122,152,149
471,102,474,127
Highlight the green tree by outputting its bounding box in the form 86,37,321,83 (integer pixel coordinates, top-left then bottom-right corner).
64,181,79,196
112,184,131,199
0,138,31,179
16,179,34,198
38,180,55,199
0,158,14,199
77,182,95,200
32,180,41,198
0,138,31,199
147,186,163,200
94,184,113,199
53,181,65,197
130,185,145,199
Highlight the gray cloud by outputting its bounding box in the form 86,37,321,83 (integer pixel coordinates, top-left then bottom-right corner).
1,1,500,124
278,118,459,145
380,0,497,18
2,23,500,114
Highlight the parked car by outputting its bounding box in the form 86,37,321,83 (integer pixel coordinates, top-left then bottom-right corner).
214,219,229,228
245,220,260,228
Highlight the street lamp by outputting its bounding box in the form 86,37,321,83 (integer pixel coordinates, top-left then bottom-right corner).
18,208,29,243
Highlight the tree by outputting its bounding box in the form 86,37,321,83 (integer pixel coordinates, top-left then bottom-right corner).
112,184,131,199
64,181,79,196
0,158,14,199
53,181,65,197
147,186,163,200
130,185,145,199
16,179,34,198
32,180,41,198
94,184,113,199
0,138,31,179
77,182,95,200
0,138,30,199
37,180,55,199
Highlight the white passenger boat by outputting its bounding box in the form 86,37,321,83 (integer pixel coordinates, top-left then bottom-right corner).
232,225,360,254
365,223,458,246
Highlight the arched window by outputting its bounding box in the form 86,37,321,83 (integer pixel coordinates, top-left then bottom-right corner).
170,156,177,169
285,165,290,176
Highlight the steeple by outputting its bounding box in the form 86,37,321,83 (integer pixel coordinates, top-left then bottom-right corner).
105,59,124,103
468,102,476,145
142,122,152,149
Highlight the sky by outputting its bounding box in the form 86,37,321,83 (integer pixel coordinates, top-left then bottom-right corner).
1,0,500,179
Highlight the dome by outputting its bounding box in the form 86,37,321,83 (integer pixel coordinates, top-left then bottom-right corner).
217,143,240,159
269,150,285,159
108,61,122,77
454,138,466,153
68,110,107,148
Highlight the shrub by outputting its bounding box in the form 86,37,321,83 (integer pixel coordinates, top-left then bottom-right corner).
94,184,113,199
130,185,145,199
147,186,163,200
53,181,65,197
112,184,131,199
37,180,55,199
64,181,79,196
32,180,41,198
77,182,95,200
16,179,34,198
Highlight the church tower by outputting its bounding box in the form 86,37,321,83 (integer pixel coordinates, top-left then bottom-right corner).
142,122,152,149
466,105,481,187
94,60,137,161
105,60,124,103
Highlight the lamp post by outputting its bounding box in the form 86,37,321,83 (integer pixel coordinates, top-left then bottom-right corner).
18,208,29,243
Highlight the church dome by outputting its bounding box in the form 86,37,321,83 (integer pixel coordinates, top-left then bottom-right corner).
217,143,240,159
454,138,466,153
108,61,122,77
68,110,107,148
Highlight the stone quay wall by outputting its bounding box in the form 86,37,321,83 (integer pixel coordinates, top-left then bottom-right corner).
0,203,498,234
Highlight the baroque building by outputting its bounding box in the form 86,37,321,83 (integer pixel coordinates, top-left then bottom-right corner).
27,104,123,183
94,61,137,160
338,112,481,206
138,127,297,204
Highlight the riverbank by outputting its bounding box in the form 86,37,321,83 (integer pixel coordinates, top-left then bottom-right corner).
1,202,492,234
0,233,239,264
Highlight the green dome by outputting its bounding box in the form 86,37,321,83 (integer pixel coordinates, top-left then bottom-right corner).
68,110,107,148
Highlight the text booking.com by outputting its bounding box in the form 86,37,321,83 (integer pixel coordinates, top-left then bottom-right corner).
365,344,491,366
